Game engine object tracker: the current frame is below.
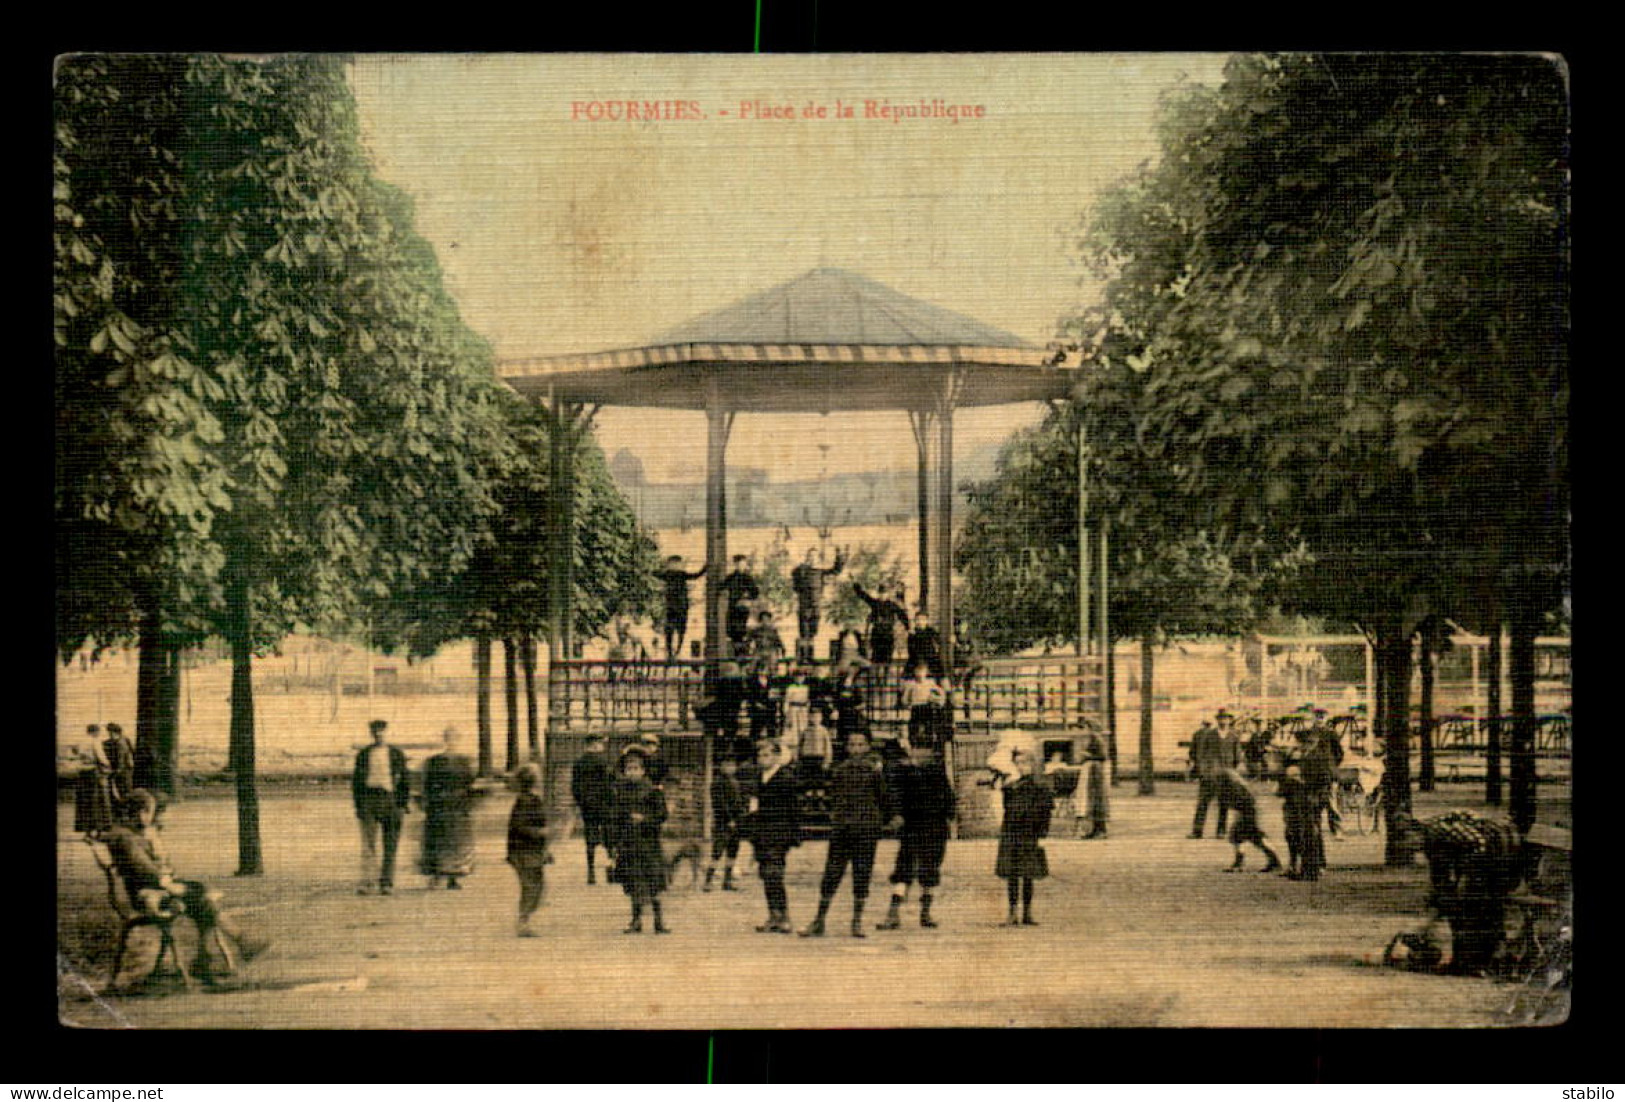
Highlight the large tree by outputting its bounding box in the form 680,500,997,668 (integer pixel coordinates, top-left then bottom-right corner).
55,56,232,795
382,397,661,774
1073,54,1567,853
55,55,510,873
958,394,1295,793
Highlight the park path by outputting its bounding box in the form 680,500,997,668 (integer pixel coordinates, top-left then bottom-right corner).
58,782,1551,1029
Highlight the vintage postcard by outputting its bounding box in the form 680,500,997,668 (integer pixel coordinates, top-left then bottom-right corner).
55,52,1569,1033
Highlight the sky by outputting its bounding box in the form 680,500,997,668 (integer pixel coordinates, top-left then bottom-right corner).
350,53,1230,482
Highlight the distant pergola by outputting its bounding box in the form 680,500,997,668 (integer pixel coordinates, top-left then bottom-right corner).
497,267,1092,674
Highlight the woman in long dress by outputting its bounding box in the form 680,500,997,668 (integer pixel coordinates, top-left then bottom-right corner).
420,728,478,889
1081,727,1109,839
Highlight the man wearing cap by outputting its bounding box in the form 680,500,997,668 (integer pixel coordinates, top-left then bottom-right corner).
352,719,411,895
1187,714,1234,839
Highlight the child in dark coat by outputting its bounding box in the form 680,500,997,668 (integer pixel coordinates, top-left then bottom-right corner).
876,743,957,930
1214,767,1281,873
611,749,670,933
745,739,802,933
706,757,748,892
506,763,551,937
1278,759,1324,881
799,730,900,938
995,746,1053,926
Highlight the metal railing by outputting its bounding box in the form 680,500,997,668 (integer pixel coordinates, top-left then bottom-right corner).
545,654,1109,734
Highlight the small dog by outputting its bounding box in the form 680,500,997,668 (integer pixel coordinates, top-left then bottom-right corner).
665,840,705,888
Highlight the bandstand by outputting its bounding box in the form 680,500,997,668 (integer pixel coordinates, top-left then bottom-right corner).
498,268,1110,830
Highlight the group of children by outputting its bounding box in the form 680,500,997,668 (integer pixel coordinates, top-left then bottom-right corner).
1190,709,1353,882
516,716,1068,940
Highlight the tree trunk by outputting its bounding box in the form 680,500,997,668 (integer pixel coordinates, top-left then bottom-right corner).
1137,637,1155,796
135,608,164,793
1485,626,1503,806
225,556,263,876
1376,628,1414,866
1105,636,1119,785
1418,629,1436,793
503,636,520,772
1508,604,1539,835
522,633,539,760
154,641,181,799
475,634,493,776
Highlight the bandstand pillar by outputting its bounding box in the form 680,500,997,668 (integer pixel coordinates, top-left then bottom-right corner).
703,376,733,664
913,370,960,674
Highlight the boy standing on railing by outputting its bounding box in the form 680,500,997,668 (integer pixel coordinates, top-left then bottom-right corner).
901,661,949,751
657,554,706,660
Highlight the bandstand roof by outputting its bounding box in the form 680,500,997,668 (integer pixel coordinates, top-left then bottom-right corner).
497,268,1079,412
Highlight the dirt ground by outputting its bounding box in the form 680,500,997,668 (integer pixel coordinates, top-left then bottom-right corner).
56,777,1569,1031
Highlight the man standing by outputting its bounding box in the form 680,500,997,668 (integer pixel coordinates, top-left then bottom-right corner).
352,719,410,895
571,734,616,884
1301,717,1342,839
745,738,801,934
1188,714,1234,839
791,546,844,661
102,722,137,805
657,554,706,660
720,555,760,658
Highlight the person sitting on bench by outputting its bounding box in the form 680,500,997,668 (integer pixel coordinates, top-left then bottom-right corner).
105,789,265,983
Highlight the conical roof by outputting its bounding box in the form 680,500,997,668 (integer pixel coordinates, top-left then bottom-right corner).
654,268,1031,348
498,268,1074,412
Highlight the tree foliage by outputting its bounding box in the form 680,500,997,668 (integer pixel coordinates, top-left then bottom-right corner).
55,54,512,872
957,400,1294,656
1074,53,1567,625
1070,53,1567,845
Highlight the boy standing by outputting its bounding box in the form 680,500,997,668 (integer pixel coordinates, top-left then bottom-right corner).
507,764,551,936
706,757,747,892
571,735,615,885
876,743,956,930
800,730,900,938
